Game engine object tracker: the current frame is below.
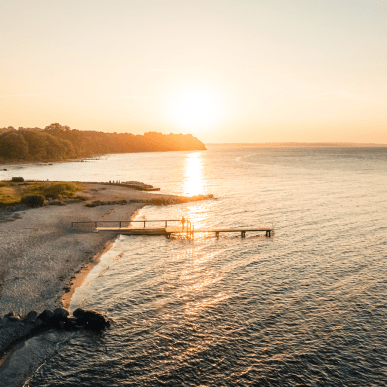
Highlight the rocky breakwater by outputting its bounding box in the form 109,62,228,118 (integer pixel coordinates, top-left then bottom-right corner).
0,308,110,359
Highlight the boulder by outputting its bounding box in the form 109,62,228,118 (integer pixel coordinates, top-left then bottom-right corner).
8,315,21,322
4,312,20,322
43,308,69,328
37,309,54,322
63,317,79,331
73,308,86,319
66,317,80,329
24,310,38,323
48,316,62,328
53,308,69,320
73,317,87,328
83,310,110,331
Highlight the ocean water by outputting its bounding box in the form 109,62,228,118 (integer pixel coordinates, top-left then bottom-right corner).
3,146,387,386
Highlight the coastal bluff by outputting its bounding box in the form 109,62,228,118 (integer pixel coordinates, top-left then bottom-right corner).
0,124,206,164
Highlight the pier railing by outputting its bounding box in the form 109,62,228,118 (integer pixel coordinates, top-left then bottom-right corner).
71,219,186,229
184,219,194,237
72,219,272,239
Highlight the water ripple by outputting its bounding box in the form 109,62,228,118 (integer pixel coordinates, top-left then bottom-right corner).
24,147,387,386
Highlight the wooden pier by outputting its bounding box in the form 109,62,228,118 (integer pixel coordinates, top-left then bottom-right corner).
71,219,273,239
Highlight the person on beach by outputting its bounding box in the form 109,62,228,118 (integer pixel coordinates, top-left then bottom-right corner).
181,216,185,230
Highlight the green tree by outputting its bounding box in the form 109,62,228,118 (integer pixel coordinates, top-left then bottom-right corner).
0,131,29,159
19,130,47,160
44,134,67,160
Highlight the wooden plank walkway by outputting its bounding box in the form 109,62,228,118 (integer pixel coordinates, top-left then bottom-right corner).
72,219,273,239
94,226,272,238
96,227,167,235
166,227,272,238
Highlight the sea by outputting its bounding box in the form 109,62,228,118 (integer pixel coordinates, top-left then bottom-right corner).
1,145,387,386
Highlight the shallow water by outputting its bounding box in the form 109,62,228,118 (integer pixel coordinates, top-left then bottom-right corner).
2,146,387,386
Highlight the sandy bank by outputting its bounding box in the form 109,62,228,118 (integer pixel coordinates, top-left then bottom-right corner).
0,183,212,358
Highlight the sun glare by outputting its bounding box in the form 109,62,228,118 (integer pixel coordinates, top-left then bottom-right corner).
169,87,221,133
183,152,205,196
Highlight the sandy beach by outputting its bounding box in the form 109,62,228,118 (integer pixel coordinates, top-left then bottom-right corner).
0,182,212,358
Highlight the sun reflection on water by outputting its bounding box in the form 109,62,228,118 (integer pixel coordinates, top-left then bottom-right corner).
183,152,206,197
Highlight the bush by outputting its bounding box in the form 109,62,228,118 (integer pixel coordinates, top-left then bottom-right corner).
73,195,88,201
21,195,45,207
43,183,77,199
12,177,24,182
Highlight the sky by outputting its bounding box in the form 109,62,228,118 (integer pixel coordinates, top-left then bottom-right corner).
1,0,386,143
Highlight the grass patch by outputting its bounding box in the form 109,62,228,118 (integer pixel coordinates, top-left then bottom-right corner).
0,180,81,207
43,182,77,199
22,182,78,199
0,186,20,206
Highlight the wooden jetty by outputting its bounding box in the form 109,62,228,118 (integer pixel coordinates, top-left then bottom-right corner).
71,219,273,239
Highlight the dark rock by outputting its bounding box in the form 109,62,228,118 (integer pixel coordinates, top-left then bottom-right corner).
44,308,69,328
4,312,21,322
73,307,86,319
34,318,44,328
83,310,110,331
47,316,60,328
64,318,79,331
51,316,78,331
37,309,54,322
8,315,21,322
73,317,87,328
53,308,69,320
24,310,38,323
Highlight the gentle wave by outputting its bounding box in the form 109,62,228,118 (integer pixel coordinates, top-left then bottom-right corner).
7,146,387,386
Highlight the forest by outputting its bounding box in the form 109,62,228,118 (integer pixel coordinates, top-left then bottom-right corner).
0,124,206,162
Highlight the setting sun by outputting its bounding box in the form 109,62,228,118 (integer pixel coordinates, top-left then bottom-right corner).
169,87,222,133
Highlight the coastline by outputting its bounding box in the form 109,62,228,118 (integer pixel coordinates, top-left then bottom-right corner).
0,182,213,362
59,239,114,311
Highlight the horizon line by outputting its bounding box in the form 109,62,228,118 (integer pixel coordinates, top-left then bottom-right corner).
205,142,387,147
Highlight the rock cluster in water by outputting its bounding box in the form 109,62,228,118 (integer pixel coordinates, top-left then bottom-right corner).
2,308,110,332
0,308,110,359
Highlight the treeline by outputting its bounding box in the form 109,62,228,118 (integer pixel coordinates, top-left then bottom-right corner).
0,124,206,162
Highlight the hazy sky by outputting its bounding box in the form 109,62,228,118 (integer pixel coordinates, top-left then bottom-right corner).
1,0,386,143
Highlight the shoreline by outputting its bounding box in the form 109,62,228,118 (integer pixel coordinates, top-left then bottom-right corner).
0,182,213,364
59,239,114,311
60,204,145,311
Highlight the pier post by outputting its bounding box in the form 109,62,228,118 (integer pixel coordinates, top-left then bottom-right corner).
144,221,146,228
241,231,246,238
216,231,219,239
